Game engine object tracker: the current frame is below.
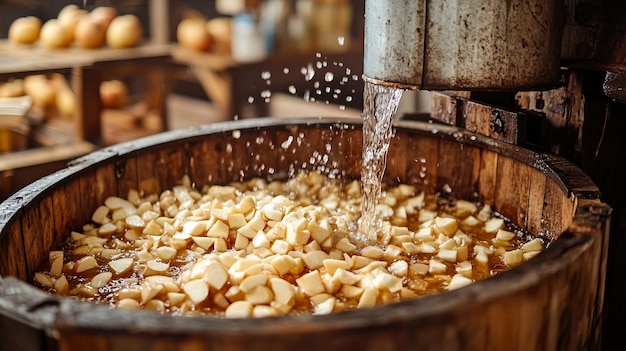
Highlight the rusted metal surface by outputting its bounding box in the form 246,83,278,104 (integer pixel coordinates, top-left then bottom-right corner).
364,0,564,90
429,92,528,145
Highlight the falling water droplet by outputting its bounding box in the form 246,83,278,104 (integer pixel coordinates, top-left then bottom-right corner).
304,63,315,81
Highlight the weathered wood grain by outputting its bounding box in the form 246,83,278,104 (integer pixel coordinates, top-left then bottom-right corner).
0,117,610,351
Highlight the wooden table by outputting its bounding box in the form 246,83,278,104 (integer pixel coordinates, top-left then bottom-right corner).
171,44,364,119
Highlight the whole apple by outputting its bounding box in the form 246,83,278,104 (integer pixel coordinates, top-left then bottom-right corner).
40,19,71,49
177,18,212,52
106,14,143,49
75,16,106,49
8,16,42,45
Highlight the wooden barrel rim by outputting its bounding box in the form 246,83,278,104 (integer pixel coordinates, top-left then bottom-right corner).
0,117,610,341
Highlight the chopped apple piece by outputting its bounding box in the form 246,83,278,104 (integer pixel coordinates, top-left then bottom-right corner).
182,279,209,305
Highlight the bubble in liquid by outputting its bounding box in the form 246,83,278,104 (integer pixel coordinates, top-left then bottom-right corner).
314,81,320,89
288,85,297,94
232,130,241,139
316,61,323,69
337,36,345,45
346,96,353,102
316,52,322,58
261,90,272,98
283,68,290,74
261,71,271,80
248,96,255,103
339,105,346,110
325,72,334,82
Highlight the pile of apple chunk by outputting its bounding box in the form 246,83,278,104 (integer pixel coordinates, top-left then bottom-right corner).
33,171,544,318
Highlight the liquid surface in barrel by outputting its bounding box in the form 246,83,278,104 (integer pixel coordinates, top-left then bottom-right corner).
32,171,544,318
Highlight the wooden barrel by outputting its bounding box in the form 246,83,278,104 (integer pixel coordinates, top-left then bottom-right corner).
0,117,610,351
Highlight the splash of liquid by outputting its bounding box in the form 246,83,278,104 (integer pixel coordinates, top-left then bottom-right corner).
359,82,404,242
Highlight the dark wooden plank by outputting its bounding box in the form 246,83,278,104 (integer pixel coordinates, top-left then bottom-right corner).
0,223,26,279
435,138,480,200
21,195,55,278
114,155,139,199
430,92,459,126
494,157,531,227
189,136,224,188
78,163,117,220
386,128,408,183
477,149,498,206
400,128,439,195
542,179,573,240
526,167,547,235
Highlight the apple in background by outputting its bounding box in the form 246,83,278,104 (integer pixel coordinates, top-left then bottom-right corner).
206,17,232,54
57,4,80,20
55,88,77,118
39,19,71,49
8,16,42,45
100,80,129,109
106,14,143,49
89,6,118,30
0,79,25,98
74,16,107,49
48,74,77,118
177,18,213,52
57,4,87,43
24,75,56,108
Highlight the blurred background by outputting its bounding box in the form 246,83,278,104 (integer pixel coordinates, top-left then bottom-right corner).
0,0,429,201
